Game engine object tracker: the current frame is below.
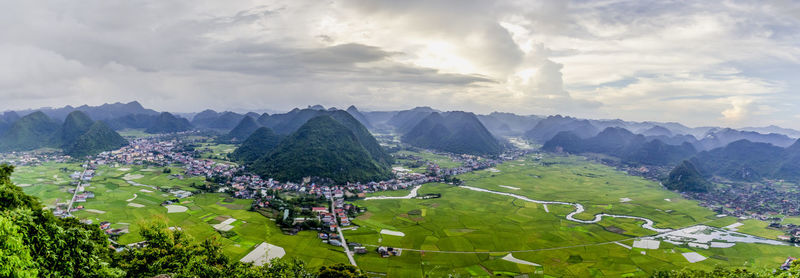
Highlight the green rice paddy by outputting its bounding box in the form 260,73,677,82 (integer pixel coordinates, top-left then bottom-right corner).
11,152,799,276
344,154,800,277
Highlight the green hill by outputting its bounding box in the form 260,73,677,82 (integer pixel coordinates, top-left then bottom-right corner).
63,121,128,157
230,127,283,164
0,111,60,151
401,111,503,155
250,116,392,183
56,111,94,146
689,139,787,182
258,109,393,166
221,116,261,142
145,112,193,134
664,160,711,192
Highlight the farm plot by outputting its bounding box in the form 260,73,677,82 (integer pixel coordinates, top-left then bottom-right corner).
346,155,798,276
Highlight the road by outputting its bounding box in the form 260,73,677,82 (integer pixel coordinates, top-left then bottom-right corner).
65,163,89,214
331,198,358,267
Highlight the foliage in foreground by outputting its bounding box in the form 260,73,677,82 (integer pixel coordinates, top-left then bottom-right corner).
0,164,366,277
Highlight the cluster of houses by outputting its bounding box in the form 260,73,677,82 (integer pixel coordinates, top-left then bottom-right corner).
53,167,96,217
99,221,129,236
0,152,70,166
94,138,180,166
377,246,401,258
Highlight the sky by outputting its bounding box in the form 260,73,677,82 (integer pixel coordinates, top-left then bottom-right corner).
1,0,799,128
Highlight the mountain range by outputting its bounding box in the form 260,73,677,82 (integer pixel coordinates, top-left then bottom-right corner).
542,127,697,166
243,114,392,183
401,111,504,155
688,139,800,182
0,111,127,156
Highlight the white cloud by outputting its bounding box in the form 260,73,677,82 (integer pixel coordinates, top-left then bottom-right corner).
0,0,798,128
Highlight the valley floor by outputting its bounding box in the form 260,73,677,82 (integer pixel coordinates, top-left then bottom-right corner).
11,152,799,277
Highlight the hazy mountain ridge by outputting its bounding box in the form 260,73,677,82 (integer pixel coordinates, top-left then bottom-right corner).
477,112,542,137
402,111,504,155
0,110,127,156
542,127,697,166
5,101,157,122
144,112,193,134
688,139,800,182
220,116,261,142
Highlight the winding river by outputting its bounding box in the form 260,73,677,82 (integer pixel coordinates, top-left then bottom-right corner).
364,183,671,233
459,185,672,233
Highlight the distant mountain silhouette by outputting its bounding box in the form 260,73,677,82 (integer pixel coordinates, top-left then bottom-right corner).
346,105,373,130
0,110,126,155
524,115,599,143
689,140,786,182
9,101,157,122
641,126,673,137
386,106,437,134
542,127,696,166
220,116,261,142
361,111,398,131
477,112,542,137
207,112,245,130
402,111,503,155
144,112,193,134
191,109,220,128
696,128,795,150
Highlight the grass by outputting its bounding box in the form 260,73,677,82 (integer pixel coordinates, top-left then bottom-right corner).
395,150,462,169
198,143,237,161
117,129,151,138
343,154,797,277
12,152,799,276
457,155,717,228
735,219,786,240
13,162,347,268
14,162,83,207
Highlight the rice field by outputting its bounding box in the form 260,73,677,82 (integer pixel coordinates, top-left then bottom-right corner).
10,152,799,276
344,154,800,277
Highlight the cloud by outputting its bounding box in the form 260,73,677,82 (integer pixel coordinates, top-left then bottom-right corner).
0,0,797,128
721,97,755,122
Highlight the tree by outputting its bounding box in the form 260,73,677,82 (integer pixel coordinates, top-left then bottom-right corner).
317,264,367,278
0,215,38,278
0,164,122,278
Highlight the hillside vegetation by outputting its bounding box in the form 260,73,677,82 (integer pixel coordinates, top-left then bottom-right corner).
0,111,127,156
0,164,365,277
248,116,392,183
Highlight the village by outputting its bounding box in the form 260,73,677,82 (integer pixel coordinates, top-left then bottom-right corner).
4,133,529,258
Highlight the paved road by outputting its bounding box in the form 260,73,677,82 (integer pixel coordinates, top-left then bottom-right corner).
65,163,89,214
331,198,358,267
